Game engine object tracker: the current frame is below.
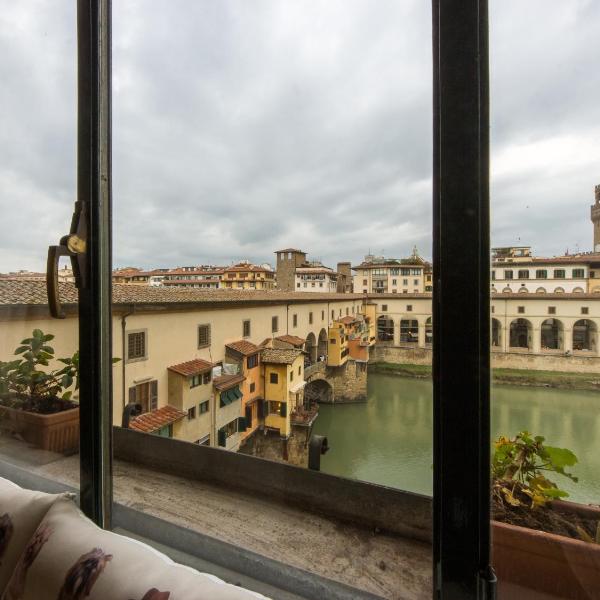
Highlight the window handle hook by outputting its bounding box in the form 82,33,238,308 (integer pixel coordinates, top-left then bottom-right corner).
46,201,87,319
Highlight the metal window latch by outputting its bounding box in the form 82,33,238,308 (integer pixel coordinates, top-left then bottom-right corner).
46,200,87,319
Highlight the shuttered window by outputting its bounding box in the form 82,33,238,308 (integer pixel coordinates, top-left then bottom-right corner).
127,331,146,360
198,324,211,347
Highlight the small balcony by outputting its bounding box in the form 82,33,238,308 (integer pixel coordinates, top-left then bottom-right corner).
290,402,319,427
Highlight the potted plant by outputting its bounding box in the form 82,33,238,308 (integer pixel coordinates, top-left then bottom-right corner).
0,329,80,453
491,431,600,599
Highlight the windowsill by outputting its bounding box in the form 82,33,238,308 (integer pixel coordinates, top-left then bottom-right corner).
0,429,432,599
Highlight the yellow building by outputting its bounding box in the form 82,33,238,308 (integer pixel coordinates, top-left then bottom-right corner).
166,358,214,445
327,322,349,367
225,340,262,440
261,348,305,438
221,263,275,290
213,372,246,451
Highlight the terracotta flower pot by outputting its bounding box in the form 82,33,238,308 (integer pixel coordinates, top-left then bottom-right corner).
492,501,600,599
1,404,79,453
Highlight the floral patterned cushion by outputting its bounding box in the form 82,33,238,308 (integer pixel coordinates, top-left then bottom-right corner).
3,495,269,600
0,477,67,596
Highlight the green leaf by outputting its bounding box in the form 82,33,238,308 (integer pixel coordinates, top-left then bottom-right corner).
41,346,54,354
545,446,578,469
32,329,44,339
14,346,29,355
61,391,72,401
43,334,55,341
541,488,569,499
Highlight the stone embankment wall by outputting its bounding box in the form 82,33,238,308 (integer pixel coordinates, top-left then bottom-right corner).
326,359,368,402
239,427,311,467
371,345,600,374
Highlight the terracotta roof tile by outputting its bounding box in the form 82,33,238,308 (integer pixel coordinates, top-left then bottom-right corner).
129,405,187,433
167,359,213,377
275,335,306,347
213,373,245,391
225,340,261,356
339,316,358,325
261,348,303,365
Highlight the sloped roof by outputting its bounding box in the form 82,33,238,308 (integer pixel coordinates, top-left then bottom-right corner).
275,334,306,347
167,359,213,377
339,316,358,325
261,348,303,365
213,373,245,391
226,340,261,356
129,405,187,433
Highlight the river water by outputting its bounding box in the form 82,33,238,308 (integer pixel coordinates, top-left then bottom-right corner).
312,373,600,504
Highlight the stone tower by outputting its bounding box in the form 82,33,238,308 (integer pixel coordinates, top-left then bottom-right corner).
336,262,352,293
275,249,307,291
591,185,600,252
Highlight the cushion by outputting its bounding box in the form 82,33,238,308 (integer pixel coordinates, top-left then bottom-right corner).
4,496,269,600
0,476,67,595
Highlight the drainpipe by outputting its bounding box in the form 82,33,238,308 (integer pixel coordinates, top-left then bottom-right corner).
286,303,289,334
120,305,135,410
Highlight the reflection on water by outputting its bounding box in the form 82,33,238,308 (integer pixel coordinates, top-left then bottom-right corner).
313,373,600,503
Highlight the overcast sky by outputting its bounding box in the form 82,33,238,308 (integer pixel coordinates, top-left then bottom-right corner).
1,1,599,272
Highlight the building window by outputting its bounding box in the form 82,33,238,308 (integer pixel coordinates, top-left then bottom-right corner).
573,268,585,278
329,338,336,344
127,331,146,361
249,382,256,393
582,307,589,315
407,305,413,312
346,307,349,315
504,270,513,280
203,371,211,384
247,354,258,369
392,279,397,285
298,365,301,375
381,304,388,311
518,306,525,314
296,283,300,288
269,372,278,384
268,401,286,417
199,400,209,414
290,370,294,381
187,406,196,420
403,279,409,285
272,316,278,333
293,314,298,327
548,306,556,315
414,279,419,286
243,319,251,337
590,271,596,278
518,270,529,279
190,374,202,388
491,271,495,280
536,269,547,279
554,269,566,279
309,312,313,324
198,324,211,348
331,310,334,320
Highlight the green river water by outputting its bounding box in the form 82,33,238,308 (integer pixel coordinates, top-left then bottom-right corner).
312,373,600,504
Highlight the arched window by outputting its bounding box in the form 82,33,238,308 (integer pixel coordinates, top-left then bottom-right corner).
518,286,528,294
491,286,498,294
573,319,597,352
492,318,502,348
502,286,511,293
553,287,565,294
425,317,432,346
536,287,546,294
541,318,564,350
377,316,394,342
509,318,532,349
400,319,419,344
572,287,584,294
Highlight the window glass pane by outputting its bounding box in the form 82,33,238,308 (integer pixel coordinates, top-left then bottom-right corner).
0,4,81,494
491,2,600,596
111,1,432,597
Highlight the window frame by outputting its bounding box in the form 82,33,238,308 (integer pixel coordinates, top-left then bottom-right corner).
126,329,147,363
197,323,211,348
67,1,495,594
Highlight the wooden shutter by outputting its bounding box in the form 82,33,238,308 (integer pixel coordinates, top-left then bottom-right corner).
280,402,287,418
218,429,226,447
238,416,247,432
245,405,252,427
150,380,158,410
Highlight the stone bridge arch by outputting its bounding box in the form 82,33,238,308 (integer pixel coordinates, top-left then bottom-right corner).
304,378,333,404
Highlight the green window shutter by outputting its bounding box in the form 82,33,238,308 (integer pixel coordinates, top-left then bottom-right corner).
280,402,287,418
238,416,247,431
218,429,226,447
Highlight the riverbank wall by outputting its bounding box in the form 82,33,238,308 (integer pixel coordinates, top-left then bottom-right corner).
371,345,600,374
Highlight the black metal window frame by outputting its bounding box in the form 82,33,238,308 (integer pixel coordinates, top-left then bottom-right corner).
73,0,495,596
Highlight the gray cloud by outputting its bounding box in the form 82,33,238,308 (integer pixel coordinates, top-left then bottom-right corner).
1,0,599,272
